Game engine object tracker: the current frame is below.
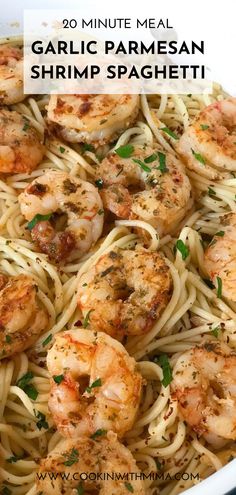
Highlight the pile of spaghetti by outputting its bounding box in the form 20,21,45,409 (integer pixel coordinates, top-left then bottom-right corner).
0,37,236,495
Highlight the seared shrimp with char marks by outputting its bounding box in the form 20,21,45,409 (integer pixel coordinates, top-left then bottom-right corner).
19,170,104,262
0,44,24,104
47,329,142,438
77,246,172,339
47,94,140,146
0,109,44,174
171,342,236,444
204,212,236,301
97,145,193,235
177,98,236,179
36,434,145,495
0,273,48,359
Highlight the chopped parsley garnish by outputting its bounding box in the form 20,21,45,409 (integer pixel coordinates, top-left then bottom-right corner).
86,378,102,393
144,153,157,163
100,119,107,125
81,143,95,153
175,239,189,260
215,231,224,237
208,187,216,196
63,448,79,466
24,384,38,401
200,124,209,130
216,276,222,298
5,335,11,344
156,152,168,173
7,455,22,463
95,178,104,189
154,354,173,387
191,149,206,165
17,371,34,389
35,410,49,430
115,144,134,158
95,153,103,163
27,213,52,231
90,429,107,440
161,127,178,140
211,325,220,338
42,333,52,347
76,482,84,495
97,209,104,215
22,122,30,132
155,459,162,470
1,486,12,495
132,158,151,173
124,482,134,493
16,372,38,401
53,374,64,385
83,309,93,328
59,146,65,154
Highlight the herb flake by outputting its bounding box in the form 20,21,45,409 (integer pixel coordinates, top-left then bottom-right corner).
90,429,107,440
216,276,222,298
16,372,38,401
95,178,104,190
35,410,49,430
124,482,134,493
211,325,220,338
191,149,206,165
76,482,84,495
27,213,52,231
155,354,173,387
132,158,151,173
86,378,102,394
161,127,178,140
115,144,134,158
42,334,52,347
175,239,189,260
83,310,93,328
144,153,157,163
156,152,168,173
81,143,95,154
53,374,64,385
63,448,79,466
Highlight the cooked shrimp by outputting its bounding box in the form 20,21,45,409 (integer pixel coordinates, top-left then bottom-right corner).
0,109,44,174
97,145,193,235
0,44,24,104
177,98,236,179
47,329,142,438
19,170,104,262
204,212,236,301
36,434,145,495
47,94,140,146
0,273,48,359
171,342,236,443
77,246,172,338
